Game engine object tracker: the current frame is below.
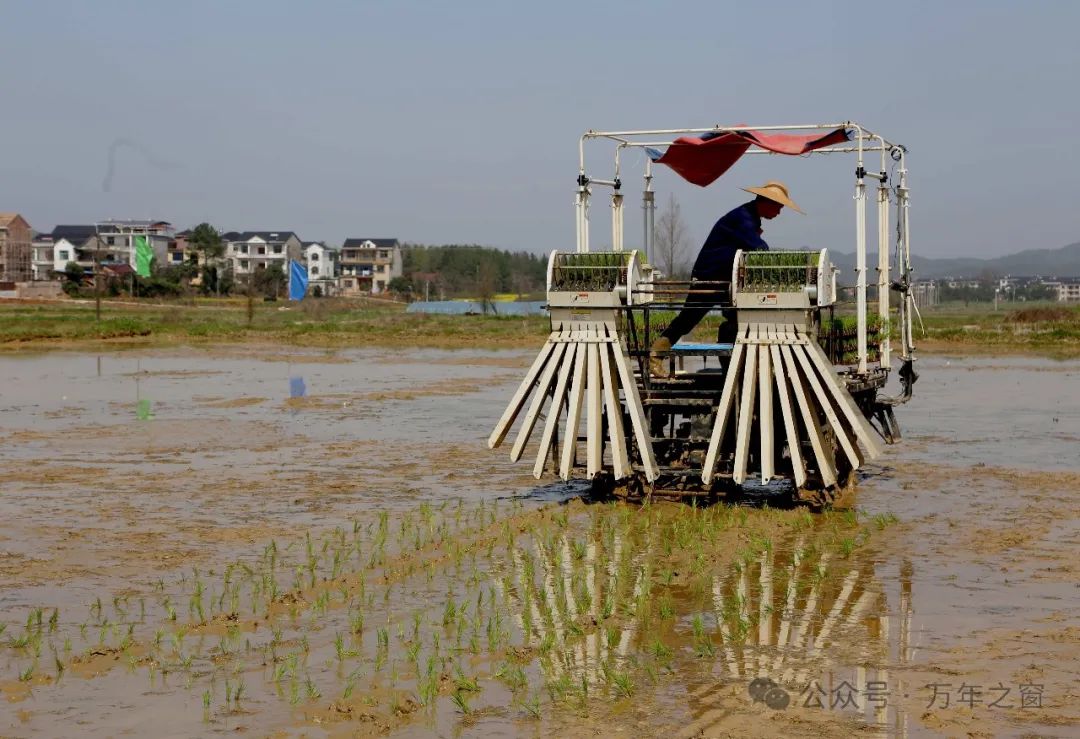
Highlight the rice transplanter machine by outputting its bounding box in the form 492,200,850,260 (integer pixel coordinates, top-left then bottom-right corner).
489,121,918,505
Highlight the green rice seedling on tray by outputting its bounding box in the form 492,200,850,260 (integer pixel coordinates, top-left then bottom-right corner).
742,250,819,292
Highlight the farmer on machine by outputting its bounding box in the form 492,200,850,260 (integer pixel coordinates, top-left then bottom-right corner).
649,180,802,376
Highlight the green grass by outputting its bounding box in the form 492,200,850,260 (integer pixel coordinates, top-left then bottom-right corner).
0,298,549,351
917,301,1080,354
4,296,1077,356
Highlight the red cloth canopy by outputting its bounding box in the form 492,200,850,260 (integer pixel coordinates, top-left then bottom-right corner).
649,127,850,187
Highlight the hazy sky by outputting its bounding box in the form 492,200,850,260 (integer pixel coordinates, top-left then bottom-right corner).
3,0,1078,259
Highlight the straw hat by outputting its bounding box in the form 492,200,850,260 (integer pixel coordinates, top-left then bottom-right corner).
742,180,804,214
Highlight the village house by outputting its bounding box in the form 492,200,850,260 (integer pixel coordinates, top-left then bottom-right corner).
303,242,338,295
1049,278,1080,302
31,233,56,280
0,213,33,282
169,229,194,267
911,279,939,309
94,219,173,268
943,278,982,289
48,225,101,276
222,231,303,276
339,238,402,294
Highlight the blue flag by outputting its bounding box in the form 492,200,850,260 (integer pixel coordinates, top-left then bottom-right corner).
288,259,308,300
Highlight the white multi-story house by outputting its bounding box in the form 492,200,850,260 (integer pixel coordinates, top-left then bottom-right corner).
1056,279,1080,302
911,279,939,309
31,234,56,280
47,225,101,275
94,219,172,269
222,231,303,276
339,238,402,294
303,242,338,295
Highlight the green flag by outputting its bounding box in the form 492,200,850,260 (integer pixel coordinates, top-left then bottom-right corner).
134,235,153,277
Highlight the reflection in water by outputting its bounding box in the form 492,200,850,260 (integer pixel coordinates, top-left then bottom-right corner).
500,528,650,688
289,374,306,417
134,365,153,420
136,398,153,421
496,517,918,738
688,548,917,738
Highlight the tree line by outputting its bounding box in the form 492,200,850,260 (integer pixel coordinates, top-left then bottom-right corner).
398,244,548,300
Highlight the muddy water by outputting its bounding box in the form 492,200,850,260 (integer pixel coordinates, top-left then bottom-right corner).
0,348,1077,737
0,347,539,609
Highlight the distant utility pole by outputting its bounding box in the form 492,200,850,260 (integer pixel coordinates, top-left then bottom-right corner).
94,224,102,321
247,270,255,326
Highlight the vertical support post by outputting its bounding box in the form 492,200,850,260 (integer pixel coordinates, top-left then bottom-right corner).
581,185,590,254
899,161,914,357
877,179,890,369
575,185,589,254
611,191,624,252
585,338,602,477
642,162,654,264
855,156,868,374
577,137,588,254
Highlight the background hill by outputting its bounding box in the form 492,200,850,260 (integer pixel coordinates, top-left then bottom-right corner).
829,241,1080,280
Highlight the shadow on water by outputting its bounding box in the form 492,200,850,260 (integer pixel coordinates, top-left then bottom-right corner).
513,479,592,505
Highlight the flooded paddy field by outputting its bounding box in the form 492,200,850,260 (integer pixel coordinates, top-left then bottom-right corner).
0,347,1077,737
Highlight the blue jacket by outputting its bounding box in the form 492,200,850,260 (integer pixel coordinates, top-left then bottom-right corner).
691,201,769,280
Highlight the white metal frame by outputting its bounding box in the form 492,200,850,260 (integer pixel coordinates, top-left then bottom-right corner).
573,121,913,374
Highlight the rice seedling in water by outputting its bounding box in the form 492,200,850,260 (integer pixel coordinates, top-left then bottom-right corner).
453,666,480,693
539,632,555,655
450,689,473,715
375,628,389,671
604,664,634,698
692,615,716,658
873,512,899,529
496,662,528,693
521,692,542,719
545,672,572,702
418,659,439,706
